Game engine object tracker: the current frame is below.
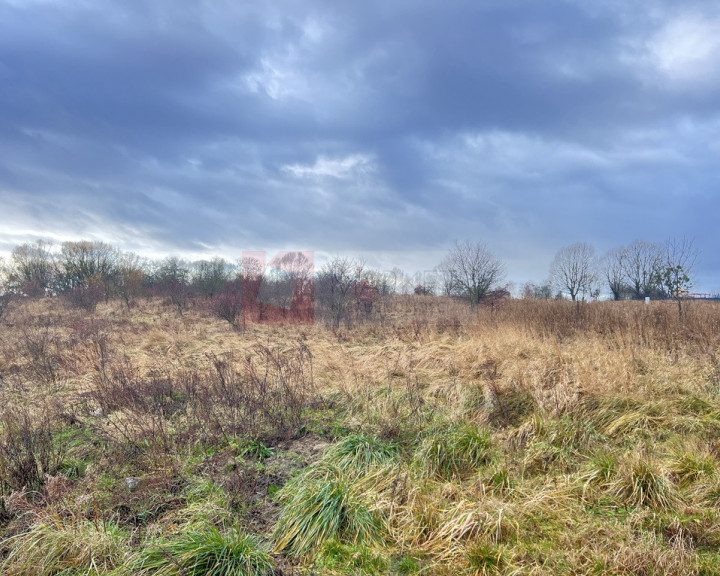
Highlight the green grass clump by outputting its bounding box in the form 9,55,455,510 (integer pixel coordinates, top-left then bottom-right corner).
392,553,425,575
230,437,274,460
170,479,233,529
415,422,493,480
324,433,402,474
316,540,389,574
134,526,274,576
588,396,669,437
57,456,89,479
465,542,507,575
581,452,618,499
1,514,128,576
273,464,382,557
671,450,717,487
613,457,681,511
484,466,515,496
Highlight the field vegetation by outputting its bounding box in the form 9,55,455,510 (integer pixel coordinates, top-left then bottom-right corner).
1,292,720,575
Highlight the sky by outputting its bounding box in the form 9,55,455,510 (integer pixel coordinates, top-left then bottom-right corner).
1,0,719,292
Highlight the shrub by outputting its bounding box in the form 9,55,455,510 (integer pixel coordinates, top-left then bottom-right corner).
211,280,242,326
65,282,105,312
19,320,61,386
86,343,315,458
0,292,11,321
192,344,315,443
0,405,63,493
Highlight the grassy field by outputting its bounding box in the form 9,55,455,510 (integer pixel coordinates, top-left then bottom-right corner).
2,295,720,575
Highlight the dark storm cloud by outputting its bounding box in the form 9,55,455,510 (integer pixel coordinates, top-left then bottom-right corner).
1,0,719,288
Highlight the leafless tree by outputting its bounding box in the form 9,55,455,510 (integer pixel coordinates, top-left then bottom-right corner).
549,242,597,302
258,252,314,313
314,256,376,327
240,254,264,282
622,240,663,299
7,240,57,296
521,281,553,299
153,256,191,312
387,267,407,294
601,247,628,300
658,237,699,317
192,257,234,298
58,240,119,300
437,264,454,296
0,257,10,320
439,241,505,307
113,252,147,307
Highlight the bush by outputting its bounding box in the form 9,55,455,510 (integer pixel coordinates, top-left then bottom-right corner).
19,319,62,386
192,344,315,443
0,405,63,493
65,283,104,312
86,343,315,458
0,292,11,321
211,279,242,326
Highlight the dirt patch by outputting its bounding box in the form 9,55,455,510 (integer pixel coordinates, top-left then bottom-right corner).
276,434,332,466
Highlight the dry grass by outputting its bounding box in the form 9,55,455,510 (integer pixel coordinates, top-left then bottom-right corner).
2,296,720,574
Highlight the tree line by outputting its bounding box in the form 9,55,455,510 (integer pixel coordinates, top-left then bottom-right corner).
0,237,703,323
0,241,406,326
419,237,701,312
546,238,699,306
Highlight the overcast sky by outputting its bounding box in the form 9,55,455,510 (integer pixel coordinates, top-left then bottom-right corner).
1,0,719,291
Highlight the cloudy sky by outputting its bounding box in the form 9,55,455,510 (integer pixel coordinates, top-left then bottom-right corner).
1,0,719,290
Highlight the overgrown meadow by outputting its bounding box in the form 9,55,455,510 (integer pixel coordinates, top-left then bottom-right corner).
2,294,720,575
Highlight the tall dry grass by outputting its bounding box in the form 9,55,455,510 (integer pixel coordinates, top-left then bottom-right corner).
1,295,720,574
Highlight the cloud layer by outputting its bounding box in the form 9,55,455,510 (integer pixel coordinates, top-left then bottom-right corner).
1,0,719,288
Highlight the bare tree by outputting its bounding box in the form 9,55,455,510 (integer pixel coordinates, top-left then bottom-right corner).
258,252,314,315
658,237,699,318
0,256,6,291
601,247,628,300
7,240,57,296
387,267,407,294
315,256,359,327
314,257,378,327
437,264,455,296
521,281,553,299
153,257,191,312
439,241,505,307
0,256,10,320
622,240,663,299
549,242,597,302
192,257,234,298
113,252,147,307
58,240,119,300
